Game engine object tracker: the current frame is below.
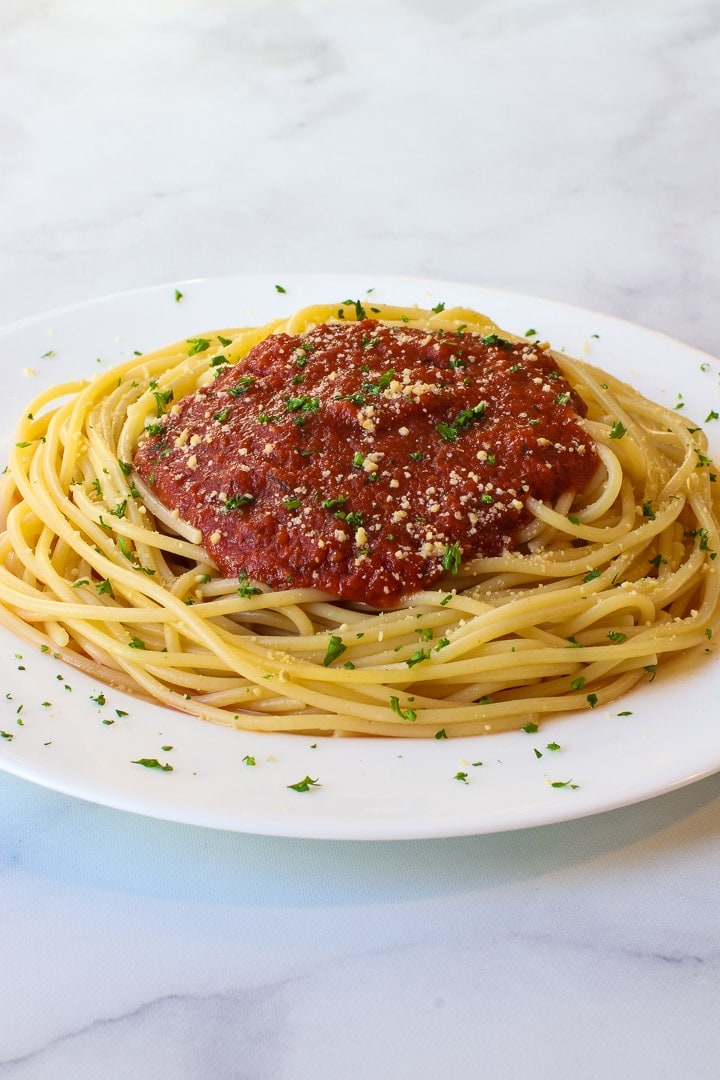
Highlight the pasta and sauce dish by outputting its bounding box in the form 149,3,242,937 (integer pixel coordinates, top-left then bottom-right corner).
1,300,718,738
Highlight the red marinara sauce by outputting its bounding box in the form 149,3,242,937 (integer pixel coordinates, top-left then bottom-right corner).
133,319,599,609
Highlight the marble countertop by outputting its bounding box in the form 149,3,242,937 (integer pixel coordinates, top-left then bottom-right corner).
1,1,719,1076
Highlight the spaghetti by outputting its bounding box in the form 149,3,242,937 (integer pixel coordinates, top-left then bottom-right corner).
0,301,718,737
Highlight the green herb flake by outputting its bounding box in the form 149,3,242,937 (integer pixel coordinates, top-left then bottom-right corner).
187,338,211,355
152,388,174,416
441,541,462,574
224,493,255,511
242,754,256,766
389,696,417,722
323,634,347,667
609,421,627,440
237,571,262,598
521,721,539,733
131,758,173,771
341,298,367,321
228,376,256,397
406,649,430,668
287,775,320,792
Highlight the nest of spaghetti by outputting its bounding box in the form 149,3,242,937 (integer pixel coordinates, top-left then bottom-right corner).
1,301,718,737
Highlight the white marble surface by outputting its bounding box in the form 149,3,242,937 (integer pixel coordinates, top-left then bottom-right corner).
1,1,720,1076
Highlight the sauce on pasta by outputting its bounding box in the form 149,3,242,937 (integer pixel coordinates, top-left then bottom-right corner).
134,320,599,608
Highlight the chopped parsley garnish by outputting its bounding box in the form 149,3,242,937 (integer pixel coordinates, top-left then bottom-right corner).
436,421,458,443
228,376,255,396
323,634,347,667
442,541,462,574
152,388,174,415
389,696,417,721
187,337,211,355
237,571,262,598
480,333,511,348
287,775,320,792
321,495,347,511
223,493,255,511
131,758,173,771
342,298,367,320
284,395,320,421
436,402,486,443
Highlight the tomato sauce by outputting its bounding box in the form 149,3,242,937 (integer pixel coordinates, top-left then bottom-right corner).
133,319,599,608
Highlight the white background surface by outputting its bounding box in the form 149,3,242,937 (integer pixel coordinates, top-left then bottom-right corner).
1,1,720,1076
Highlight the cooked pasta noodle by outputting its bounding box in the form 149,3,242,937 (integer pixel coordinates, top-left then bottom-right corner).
0,301,718,737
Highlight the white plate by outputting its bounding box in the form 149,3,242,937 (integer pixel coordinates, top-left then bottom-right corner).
1,273,719,839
